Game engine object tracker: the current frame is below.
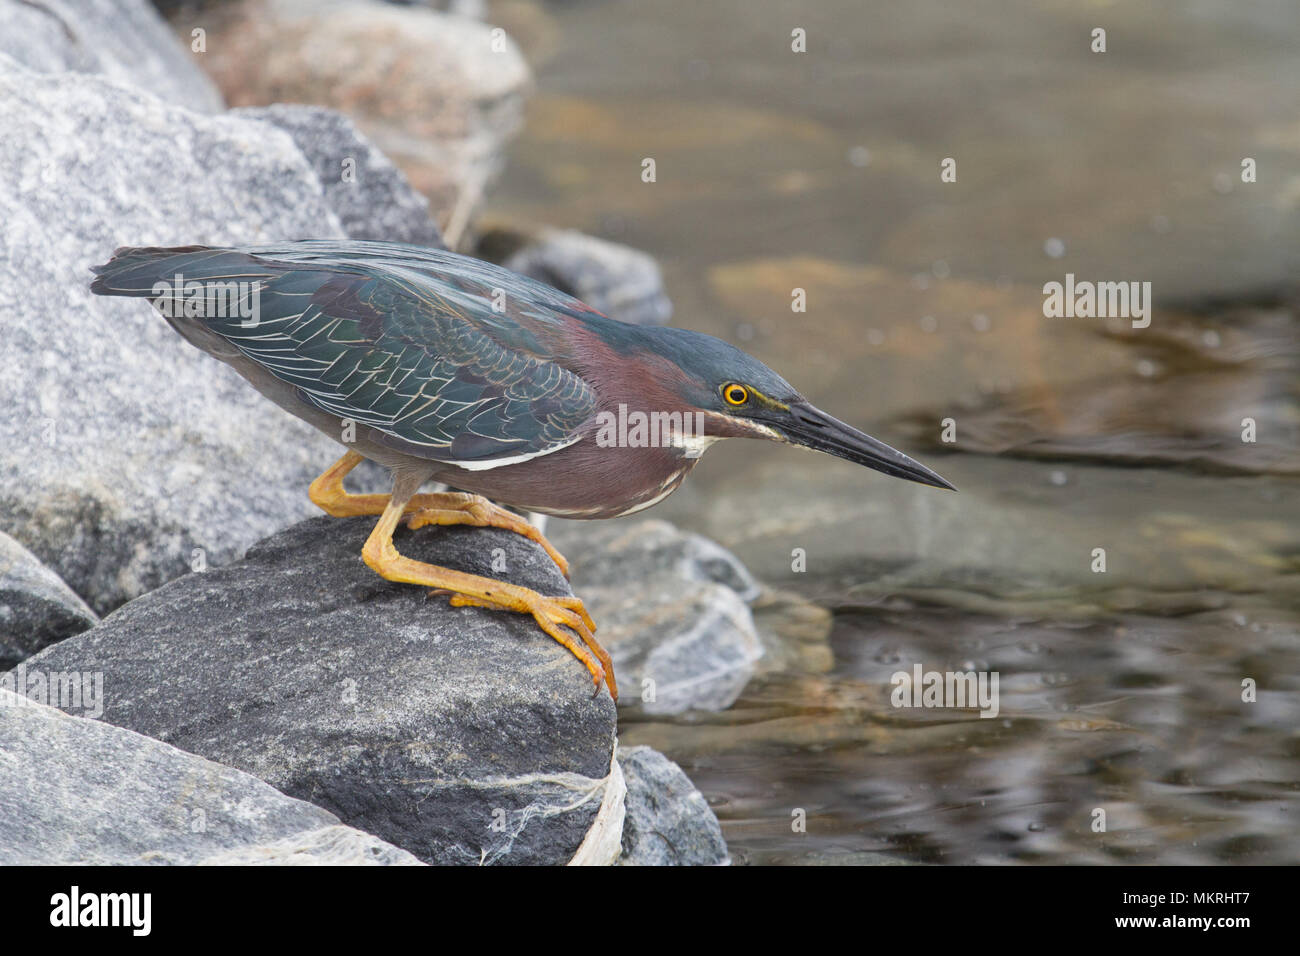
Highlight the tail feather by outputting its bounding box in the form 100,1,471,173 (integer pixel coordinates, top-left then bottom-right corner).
88,245,261,297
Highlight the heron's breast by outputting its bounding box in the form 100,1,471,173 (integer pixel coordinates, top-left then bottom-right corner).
431,439,700,519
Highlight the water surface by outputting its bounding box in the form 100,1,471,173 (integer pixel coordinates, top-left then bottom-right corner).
487,0,1300,864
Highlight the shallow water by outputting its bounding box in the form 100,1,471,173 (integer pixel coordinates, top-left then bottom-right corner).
486,0,1300,864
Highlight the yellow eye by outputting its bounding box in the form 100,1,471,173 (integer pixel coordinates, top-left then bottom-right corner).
722,383,750,406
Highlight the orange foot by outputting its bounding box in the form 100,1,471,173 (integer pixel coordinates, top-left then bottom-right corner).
362,492,616,699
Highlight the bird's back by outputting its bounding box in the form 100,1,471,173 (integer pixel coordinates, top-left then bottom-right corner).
89,241,613,466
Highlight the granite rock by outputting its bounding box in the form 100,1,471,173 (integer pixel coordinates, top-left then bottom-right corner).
0,0,223,112
236,104,444,247
0,531,97,669
0,57,344,613
0,689,421,865
22,516,619,865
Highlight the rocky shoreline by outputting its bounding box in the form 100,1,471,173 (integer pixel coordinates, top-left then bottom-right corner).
0,0,834,864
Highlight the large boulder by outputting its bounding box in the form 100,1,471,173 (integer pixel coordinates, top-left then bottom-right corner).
0,531,97,669
0,690,421,865
194,0,532,239
0,0,222,112
22,516,622,865
0,57,345,613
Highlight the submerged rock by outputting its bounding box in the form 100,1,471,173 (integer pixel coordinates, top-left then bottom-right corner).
0,57,343,613
23,516,620,865
0,531,97,670
0,690,421,865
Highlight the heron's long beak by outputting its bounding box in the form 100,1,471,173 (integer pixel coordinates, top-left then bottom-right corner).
778,402,956,490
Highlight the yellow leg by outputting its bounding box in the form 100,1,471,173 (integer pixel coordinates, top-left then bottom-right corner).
309,450,570,576
407,494,570,577
309,450,391,517
362,491,617,700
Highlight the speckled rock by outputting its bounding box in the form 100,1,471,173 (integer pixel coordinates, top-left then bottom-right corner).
196,825,423,865
0,690,421,865
0,0,222,112
236,104,444,247
22,516,620,865
0,531,97,669
0,56,343,613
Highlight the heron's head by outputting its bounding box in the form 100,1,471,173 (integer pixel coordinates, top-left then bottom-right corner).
645,327,955,490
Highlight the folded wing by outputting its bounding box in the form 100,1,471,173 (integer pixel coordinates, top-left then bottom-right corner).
90,244,598,466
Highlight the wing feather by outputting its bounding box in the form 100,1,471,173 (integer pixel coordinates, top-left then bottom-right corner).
90,245,599,464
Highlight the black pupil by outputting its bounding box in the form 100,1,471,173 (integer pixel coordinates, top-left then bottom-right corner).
730,387,744,402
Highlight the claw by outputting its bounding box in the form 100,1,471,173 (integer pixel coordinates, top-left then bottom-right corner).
446,591,615,699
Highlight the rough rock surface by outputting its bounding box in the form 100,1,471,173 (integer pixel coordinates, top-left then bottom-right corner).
478,226,673,326
617,745,728,865
556,520,765,714
0,57,344,613
199,0,532,238
0,0,223,112
236,104,444,247
196,825,422,865
0,531,97,669
0,690,421,865
22,517,620,865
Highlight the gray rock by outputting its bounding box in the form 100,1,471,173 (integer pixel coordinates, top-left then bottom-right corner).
0,689,421,865
236,104,444,248
21,516,620,865
200,0,532,242
557,520,764,714
479,226,673,326
0,0,223,112
617,746,728,866
197,826,423,865
0,57,344,613
566,519,761,601
0,531,97,669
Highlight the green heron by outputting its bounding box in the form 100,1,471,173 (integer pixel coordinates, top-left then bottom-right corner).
90,240,953,700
